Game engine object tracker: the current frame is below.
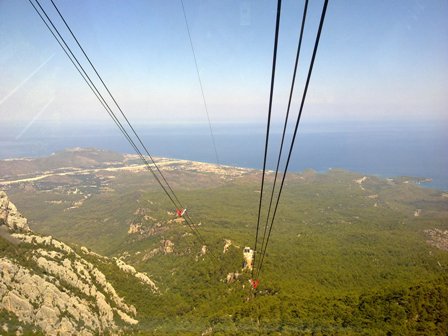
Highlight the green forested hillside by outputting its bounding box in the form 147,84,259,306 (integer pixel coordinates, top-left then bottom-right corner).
2,150,447,334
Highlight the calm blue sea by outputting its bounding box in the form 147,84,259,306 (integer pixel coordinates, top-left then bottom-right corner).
1,120,447,191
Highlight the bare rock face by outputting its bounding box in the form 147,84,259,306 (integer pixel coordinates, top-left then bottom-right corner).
0,191,30,231
425,228,448,251
162,239,174,254
128,223,143,234
1,235,140,334
201,245,207,256
0,192,7,223
223,239,232,253
0,191,156,334
226,272,241,284
115,258,158,292
1,257,101,335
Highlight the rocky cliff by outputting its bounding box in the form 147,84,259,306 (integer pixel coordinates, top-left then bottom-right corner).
0,191,30,232
0,191,156,335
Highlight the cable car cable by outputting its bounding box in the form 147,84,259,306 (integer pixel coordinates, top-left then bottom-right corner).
180,0,220,165
29,0,215,257
251,0,282,280
30,0,180,210
49,0,186,213
258,0,309,275
51,0,218,261
257,0,329,277
27,1,162,191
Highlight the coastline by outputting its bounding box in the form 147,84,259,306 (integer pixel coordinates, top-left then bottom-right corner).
0,148,446,193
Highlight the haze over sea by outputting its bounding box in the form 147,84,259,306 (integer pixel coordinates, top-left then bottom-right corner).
1,120,447,191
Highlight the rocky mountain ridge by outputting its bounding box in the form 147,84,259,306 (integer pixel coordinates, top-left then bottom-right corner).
0,191,157,335
0,191,30,232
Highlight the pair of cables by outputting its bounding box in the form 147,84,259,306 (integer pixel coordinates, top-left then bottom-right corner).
252,0,329,282
27,0,213,254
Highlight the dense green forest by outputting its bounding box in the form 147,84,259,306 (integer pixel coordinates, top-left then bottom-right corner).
2,151,448,334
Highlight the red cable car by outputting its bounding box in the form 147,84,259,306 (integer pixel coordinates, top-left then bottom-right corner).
176,208,187,217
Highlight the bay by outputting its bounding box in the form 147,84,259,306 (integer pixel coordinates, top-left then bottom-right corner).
1,120,446,191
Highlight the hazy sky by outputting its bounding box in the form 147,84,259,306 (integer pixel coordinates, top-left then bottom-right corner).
0,0,447,125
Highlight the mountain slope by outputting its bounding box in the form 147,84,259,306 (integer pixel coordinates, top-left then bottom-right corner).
0,191,156,335
1,149,448,334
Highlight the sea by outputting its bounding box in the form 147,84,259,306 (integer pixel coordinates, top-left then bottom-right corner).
1,120,447,191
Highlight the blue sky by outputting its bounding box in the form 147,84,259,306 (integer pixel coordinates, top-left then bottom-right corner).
0,0,447,125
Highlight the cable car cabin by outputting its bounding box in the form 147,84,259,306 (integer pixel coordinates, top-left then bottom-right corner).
242,246,254,271
176,208,187,217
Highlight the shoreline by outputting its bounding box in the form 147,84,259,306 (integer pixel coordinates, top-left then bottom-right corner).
0,148,446,192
